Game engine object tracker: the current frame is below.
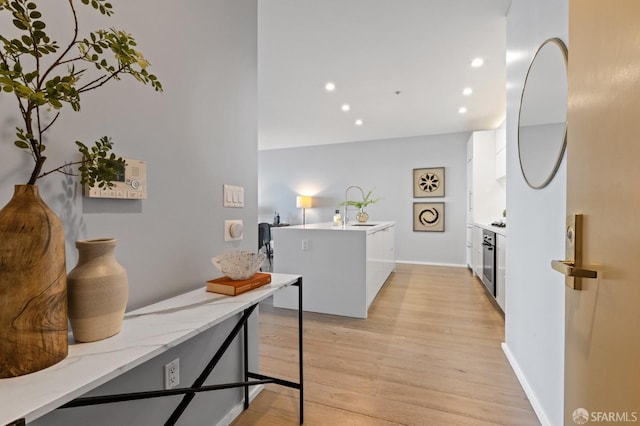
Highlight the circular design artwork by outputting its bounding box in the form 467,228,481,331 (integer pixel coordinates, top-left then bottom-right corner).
418,172,440,193
413,202,444,232
419,207,440,226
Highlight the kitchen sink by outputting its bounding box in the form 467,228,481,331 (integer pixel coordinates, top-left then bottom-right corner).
349,223,376,226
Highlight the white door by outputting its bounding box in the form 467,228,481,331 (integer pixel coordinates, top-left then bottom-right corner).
564,1,640,423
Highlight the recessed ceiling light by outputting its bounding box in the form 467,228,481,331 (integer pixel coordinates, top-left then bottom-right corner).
463,87,473,96
341,104,350,112
355,119,363,126
325,82,336,91
471,58,484,68
459,107,468,114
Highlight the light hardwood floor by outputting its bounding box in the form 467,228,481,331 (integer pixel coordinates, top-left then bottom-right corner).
233,264,540,425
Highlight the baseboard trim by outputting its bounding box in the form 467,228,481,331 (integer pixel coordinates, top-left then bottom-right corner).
395,260,467,268
501,343,552,426
216,384,264,426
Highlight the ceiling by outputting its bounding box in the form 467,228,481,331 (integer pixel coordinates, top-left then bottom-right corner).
258,0,511,151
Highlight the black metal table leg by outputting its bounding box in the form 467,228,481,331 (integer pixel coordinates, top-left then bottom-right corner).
296,277,304,425
165,304,258,425
243,307,250,410
56,278,304,425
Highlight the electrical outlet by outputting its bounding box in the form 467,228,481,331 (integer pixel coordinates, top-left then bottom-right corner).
164,358,179,390
301,239,309,251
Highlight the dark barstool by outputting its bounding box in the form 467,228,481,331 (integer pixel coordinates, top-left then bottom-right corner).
258,223,273,267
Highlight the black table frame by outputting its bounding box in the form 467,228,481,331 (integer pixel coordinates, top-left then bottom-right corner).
54,277,304,426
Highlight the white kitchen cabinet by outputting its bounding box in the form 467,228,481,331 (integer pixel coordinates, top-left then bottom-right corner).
467,131,505,266
366,225,395,308
472,225,483,279
466,224,473,269
496,234,506,311
467,131,504,225
272,222,395,318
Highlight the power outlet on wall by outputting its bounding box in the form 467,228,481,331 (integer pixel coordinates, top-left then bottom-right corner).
164,358,180,390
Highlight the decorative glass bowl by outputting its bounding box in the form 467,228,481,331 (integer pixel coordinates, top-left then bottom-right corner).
211,250,266,280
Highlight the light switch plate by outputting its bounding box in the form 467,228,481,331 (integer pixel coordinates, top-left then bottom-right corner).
223,184,244,208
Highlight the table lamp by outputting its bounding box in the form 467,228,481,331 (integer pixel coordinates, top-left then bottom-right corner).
296,196,312,225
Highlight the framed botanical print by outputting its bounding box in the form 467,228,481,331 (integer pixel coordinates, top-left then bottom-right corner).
413,167,445,198
413,202,445,232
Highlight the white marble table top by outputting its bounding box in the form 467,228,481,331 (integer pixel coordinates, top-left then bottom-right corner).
0,273,300,425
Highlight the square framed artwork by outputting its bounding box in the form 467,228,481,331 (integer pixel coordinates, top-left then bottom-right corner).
413,167,445,198
413,202,445,232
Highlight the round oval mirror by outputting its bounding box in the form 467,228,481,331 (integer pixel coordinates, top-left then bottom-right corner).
518,38,568,189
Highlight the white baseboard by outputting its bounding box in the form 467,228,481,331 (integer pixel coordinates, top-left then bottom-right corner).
395,260,467,268
501,343,552,426
216,384,264,426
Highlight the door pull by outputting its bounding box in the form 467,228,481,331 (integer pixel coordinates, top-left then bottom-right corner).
551,214,597,290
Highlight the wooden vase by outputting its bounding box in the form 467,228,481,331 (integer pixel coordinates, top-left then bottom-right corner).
67,238,128,343
0,185,68,378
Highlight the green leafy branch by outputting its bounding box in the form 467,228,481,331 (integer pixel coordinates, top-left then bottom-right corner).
0,0,162,186
339,189,382,210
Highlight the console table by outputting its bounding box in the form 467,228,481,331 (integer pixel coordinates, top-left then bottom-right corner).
0,273,303,426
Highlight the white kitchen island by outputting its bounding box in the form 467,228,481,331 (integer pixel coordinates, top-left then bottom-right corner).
271,222,395,318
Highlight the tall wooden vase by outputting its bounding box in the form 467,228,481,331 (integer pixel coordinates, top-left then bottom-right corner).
0,185,68,378
67,238,128,343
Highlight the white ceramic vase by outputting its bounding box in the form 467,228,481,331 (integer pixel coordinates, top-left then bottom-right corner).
67,238,128,342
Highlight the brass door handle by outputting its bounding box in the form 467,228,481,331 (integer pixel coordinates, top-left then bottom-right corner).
551,214,598,290
551,260,597,279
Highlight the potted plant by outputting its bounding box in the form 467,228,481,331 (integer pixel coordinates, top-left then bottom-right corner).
339,188,381,222
0,0,162,378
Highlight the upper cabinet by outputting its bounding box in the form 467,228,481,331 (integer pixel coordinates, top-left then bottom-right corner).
467,130,506,225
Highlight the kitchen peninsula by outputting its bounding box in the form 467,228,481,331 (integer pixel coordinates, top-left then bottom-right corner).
271,222,395,318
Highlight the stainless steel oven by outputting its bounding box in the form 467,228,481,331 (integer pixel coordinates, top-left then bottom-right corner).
482,229,496,296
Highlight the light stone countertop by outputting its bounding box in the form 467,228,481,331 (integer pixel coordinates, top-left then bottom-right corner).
0,273,300,425
278,221,395,233
474,222,507,236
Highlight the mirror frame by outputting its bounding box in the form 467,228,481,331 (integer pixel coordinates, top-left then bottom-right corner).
517,37,569,189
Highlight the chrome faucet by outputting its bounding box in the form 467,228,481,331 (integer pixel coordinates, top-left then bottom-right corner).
343,185,365,225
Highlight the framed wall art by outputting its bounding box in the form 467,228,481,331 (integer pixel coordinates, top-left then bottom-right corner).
413,167,445,198
413,202,445,232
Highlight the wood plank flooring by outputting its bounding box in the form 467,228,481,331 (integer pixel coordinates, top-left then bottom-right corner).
232,264,540,425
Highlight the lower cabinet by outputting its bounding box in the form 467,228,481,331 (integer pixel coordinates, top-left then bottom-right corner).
496,234,506,311
366,226,395,309
472,226,483,278
472,225,506,313
466,224,473,269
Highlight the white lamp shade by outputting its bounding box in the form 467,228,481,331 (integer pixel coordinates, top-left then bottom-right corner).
296,195,312,208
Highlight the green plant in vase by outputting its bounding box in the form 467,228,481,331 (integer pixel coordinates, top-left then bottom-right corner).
339,188,381,222
0,0,162,378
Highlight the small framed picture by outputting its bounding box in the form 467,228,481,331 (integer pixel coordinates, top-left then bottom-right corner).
413,202,445,232
413,167,445,198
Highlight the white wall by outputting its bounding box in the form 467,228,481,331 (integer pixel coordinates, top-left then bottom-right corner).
259,133,468,266
0,1,259,424
504,1,567,425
